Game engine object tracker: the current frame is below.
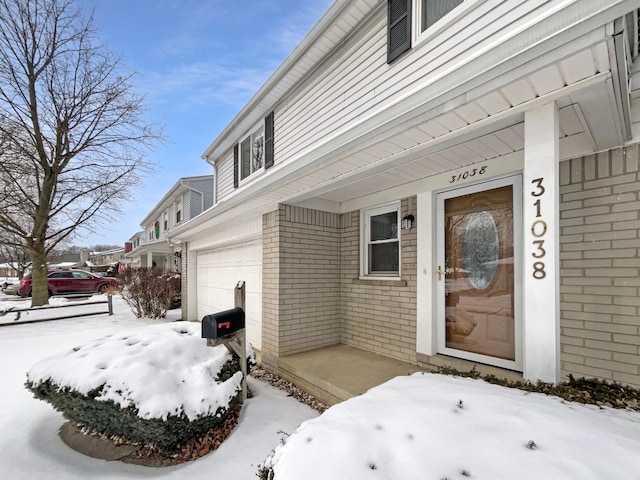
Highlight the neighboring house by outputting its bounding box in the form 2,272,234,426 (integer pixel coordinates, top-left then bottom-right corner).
125,232,145,269
89,247,126,266
172,0,640,388
86,247,127,273
0,263,19,278
126,176,214,272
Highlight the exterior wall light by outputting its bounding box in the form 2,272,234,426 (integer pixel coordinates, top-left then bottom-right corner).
401,214,414,230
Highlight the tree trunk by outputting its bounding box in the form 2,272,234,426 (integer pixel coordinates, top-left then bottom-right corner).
30,241,49,307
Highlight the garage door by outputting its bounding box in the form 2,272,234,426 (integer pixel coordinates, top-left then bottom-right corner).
196,240,262,350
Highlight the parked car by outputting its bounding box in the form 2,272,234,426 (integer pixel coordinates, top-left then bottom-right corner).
1,282,19,295
18,270,121,297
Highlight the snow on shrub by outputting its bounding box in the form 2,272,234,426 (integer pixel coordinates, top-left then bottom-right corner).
25,321,246,454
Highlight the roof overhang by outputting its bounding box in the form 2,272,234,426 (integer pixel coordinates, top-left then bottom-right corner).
177,1,639,241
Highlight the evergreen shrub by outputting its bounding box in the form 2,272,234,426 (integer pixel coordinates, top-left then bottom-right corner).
25,359,242,454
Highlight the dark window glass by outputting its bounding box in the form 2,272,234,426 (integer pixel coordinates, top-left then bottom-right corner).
370,212,398,241
421,0,462,32
241,137,251,180
369,242,400,274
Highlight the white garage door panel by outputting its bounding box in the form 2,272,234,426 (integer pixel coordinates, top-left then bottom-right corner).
197,240,262,350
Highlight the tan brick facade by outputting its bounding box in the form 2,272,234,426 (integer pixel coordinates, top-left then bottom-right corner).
262,199,417,367
261,205,341,370
181,242,188,321
259,150,640,388
560,144,640,388
340,197,418,363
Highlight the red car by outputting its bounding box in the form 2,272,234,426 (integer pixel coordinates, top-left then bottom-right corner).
18,270,121,297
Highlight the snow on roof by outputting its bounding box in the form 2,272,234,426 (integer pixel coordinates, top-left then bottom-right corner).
26,321,242,421
49,262,77,269
264,373,640,479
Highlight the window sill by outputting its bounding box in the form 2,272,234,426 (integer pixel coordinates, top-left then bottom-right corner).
353,278,406,287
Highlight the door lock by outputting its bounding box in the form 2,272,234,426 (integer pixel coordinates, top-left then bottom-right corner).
437,266,445,281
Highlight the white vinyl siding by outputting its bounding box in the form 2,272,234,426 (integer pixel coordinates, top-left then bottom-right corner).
275,1,545,173
213,0,606,205
216,151,235,202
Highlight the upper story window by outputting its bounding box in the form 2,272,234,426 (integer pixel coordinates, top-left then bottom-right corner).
417,0,462,33
233,111,275,188
387,0,464,63
163,211,168,231
239,125,264,183
361,202,401,278
175,198,182,224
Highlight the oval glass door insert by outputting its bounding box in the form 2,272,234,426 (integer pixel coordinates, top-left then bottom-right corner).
463,210,499,290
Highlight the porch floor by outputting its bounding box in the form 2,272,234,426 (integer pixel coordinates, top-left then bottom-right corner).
275,344,425,406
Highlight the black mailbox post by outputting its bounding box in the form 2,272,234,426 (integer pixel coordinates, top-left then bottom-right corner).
201,281,248,401
202,307,245,340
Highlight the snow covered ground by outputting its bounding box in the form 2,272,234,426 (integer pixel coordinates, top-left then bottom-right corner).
0,294,317,479
1,293,639,479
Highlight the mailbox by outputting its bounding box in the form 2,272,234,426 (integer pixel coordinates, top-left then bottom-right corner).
202,307,245,340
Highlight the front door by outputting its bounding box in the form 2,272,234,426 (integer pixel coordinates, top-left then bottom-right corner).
436,176,522,370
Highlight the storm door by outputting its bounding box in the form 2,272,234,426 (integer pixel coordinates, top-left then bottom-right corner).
436,176,522,370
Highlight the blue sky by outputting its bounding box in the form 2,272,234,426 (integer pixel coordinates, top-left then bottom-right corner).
77,0,333,247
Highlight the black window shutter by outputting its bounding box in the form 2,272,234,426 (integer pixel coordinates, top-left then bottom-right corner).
264,111,274,169
387,0,412,63
233,144,239,188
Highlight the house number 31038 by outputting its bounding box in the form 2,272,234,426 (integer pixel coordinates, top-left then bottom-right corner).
530,177,547,279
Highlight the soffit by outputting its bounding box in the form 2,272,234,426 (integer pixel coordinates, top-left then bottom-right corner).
285,43,615,206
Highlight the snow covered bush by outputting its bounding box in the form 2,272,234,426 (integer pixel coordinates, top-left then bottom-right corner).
25,322,245,459
119,268,180,318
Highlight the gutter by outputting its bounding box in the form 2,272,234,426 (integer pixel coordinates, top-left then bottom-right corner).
205,156,217,205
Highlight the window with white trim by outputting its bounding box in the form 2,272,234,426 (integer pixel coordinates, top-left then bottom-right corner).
163,211,168,231
239,124,264,182
387,0,465,63
416,0,463,34
361,202,401,277
175,198,182,224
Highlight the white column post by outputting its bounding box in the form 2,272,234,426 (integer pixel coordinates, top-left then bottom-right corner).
523,102,560,383
416,192,435,356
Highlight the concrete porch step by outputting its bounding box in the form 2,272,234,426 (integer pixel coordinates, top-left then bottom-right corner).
276,344,424,406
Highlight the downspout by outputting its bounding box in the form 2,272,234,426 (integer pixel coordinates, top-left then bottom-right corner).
611,16,633,141
205,155,217,205
180,180,205,215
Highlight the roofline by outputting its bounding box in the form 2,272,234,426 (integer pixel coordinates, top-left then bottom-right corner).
139,175,213,226
200,0,357,160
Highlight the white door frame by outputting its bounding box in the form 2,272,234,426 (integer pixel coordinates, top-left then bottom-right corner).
435,174,523,371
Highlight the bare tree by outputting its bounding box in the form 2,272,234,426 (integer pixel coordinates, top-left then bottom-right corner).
0,0,162,306
0,232,31,279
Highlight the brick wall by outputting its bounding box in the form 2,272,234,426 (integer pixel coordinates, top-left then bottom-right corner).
339,197,418,363
261,210,280,371
181,242,188,321
261,205,341,369
560,144,640,388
